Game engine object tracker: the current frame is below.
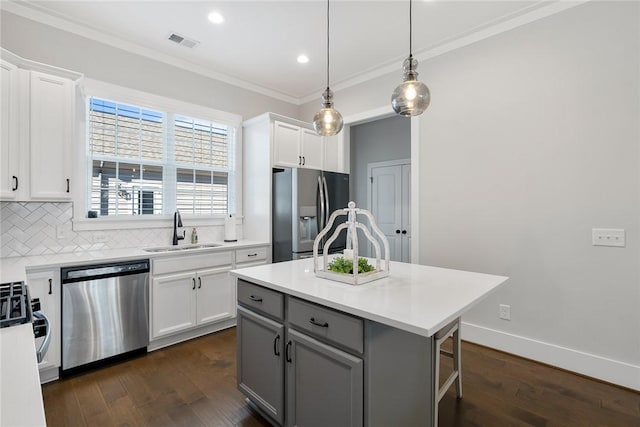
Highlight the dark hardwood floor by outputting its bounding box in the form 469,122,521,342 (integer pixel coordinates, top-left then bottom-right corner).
42,327,640,427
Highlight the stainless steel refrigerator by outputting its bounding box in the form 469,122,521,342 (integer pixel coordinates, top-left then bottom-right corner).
272,168,349,262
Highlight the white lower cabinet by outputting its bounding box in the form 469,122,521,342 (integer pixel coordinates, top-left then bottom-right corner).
151,251,233,341
25,268,61,381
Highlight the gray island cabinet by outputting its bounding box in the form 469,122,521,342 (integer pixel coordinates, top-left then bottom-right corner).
231,258,508,427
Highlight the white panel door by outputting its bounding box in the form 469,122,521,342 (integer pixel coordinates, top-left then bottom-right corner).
273,121,301,168
29,71,74,200
195,267,234,326
371,164,403,261
401,164,411,263
370,161,411,262
0,61,20,200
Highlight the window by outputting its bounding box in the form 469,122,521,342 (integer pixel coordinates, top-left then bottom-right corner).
87,96,237,218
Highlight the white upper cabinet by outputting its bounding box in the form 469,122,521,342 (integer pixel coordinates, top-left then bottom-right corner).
273,121,302,168
300,128,323,170
0,60,20,199
0,50,81,202
273,120,323,170
323,133,351,174
29,71,74,200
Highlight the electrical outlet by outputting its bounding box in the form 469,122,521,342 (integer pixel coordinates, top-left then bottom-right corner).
592,228,625,247
499,304,511,321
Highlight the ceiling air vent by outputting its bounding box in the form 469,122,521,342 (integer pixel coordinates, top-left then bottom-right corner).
167,32,200,49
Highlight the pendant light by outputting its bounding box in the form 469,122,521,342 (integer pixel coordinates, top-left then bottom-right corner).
313,0,343,136
391,0,430,116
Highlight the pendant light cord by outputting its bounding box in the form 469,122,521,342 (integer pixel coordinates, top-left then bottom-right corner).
409,0,413,61
326,0,330,91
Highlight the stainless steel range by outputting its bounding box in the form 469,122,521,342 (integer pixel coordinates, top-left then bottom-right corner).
0,281,51,363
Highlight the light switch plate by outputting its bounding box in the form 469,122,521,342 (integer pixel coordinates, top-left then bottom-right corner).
592,228,625,247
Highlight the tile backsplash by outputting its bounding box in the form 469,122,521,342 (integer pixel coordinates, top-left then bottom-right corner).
0,202,233,258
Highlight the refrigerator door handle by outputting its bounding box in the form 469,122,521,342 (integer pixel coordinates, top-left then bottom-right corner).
322,176,330,228
317,176,325,236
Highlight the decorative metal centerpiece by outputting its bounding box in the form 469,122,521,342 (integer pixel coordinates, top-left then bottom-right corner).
313,201,390,285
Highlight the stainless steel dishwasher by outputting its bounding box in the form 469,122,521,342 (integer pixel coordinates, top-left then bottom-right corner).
61,259,149,373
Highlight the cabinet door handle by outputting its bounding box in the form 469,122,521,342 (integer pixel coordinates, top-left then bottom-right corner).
66,179,70,193
274,334,281,356
192,278,196,290
285,340,292,363
402,230,407,234
302,156,305,166
298,156,302,165
198,277,202,289
395,229,401,234
48,278,52,295
247,253,258,257
249,295,263,302
309,317,329,328
12,176,18,191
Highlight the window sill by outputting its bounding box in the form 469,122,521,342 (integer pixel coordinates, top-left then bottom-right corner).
73,215,242,231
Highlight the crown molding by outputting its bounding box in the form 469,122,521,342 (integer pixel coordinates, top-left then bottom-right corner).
1,0,300,104
299,0,590,105
3,0,589,106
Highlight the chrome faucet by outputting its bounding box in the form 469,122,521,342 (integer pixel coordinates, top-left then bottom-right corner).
172,209,185,245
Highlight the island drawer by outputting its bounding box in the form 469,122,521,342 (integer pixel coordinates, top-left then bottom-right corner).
287,297,363,354
236,247,267,264
237,279,284,321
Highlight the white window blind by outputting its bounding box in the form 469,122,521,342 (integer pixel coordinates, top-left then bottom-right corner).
87,97,237,218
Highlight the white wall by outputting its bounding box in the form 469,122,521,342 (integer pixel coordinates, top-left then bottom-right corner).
0,11,299,120
301,1,640,389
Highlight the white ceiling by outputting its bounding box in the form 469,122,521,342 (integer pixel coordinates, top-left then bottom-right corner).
6,1,572,104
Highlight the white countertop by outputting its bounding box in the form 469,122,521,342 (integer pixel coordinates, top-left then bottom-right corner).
0,324,47,427
0,239,268,425
0,240,268,283
231,258,509,337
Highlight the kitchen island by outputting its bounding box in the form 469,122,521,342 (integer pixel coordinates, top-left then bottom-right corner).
231,258,508,427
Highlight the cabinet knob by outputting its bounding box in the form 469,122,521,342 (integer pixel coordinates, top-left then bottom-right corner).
402,230,407,235
395,229,401,234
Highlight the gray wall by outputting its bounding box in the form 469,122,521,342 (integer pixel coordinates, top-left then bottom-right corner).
302,1,640,387
350,115,410,216
0,11,299,120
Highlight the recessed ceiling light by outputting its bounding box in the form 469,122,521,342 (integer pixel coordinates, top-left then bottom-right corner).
297,55,309,64
208,12,224,24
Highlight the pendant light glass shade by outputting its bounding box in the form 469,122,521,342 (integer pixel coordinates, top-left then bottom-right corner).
391,0,430,117
391,56,430,116
313,88,344,136
313,0,343,136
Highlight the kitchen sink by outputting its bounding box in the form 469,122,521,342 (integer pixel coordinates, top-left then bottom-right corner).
143,243,222,253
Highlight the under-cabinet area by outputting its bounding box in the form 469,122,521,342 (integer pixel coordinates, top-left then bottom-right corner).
236,279,436,427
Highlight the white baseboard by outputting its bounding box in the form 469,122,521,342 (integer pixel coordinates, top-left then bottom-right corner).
461,322,640,391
